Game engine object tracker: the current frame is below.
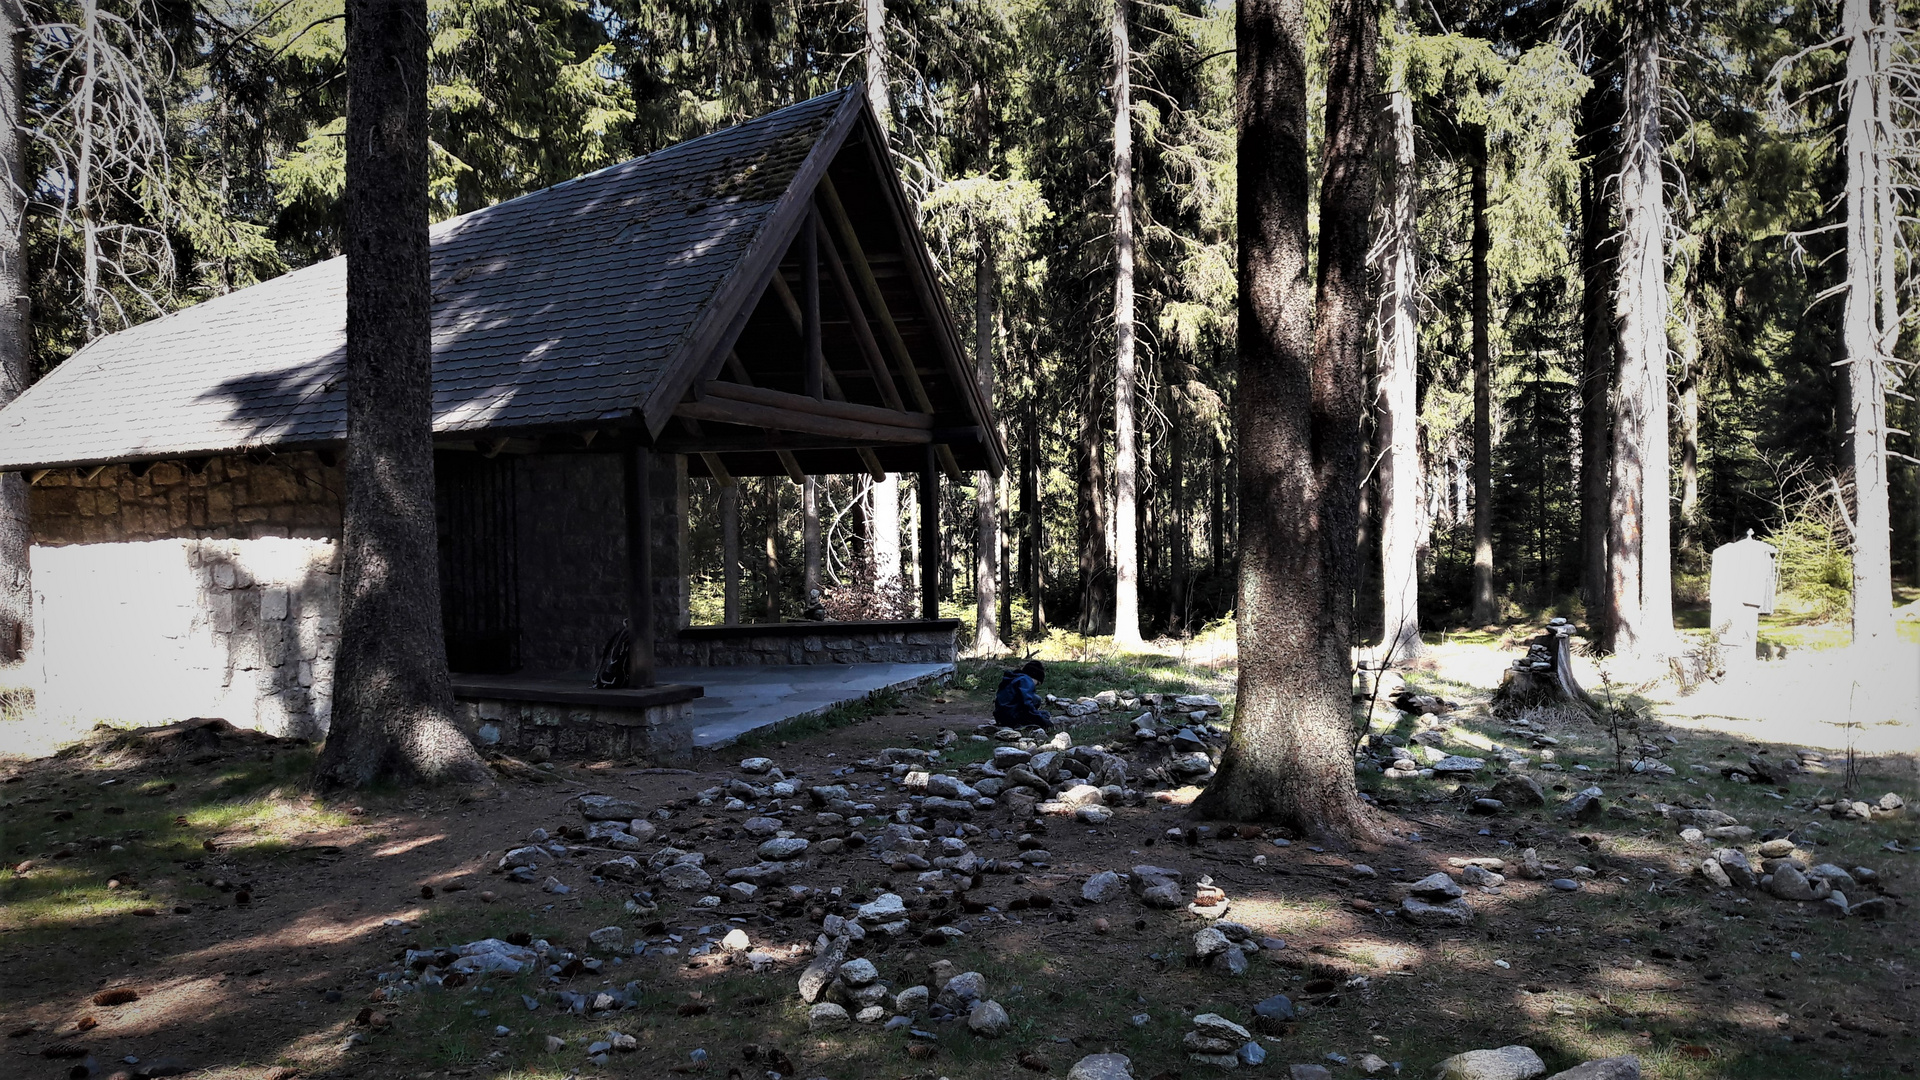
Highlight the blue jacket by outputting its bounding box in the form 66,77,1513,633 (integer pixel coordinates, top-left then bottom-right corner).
993,671,1050,725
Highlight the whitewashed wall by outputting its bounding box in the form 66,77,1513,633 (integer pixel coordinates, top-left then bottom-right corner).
31,537,341,737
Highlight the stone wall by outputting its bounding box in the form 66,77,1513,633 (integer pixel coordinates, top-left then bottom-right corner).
455,696,694,763
512,452,688,673
28,454,345,737
666,619,959,666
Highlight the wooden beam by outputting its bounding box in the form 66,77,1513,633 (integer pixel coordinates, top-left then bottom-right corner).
857,447,886,481
919,444,940,620
802,209,823,400
775,450,807,484
675,397,933,444
815,216,906,411
700,452,736,487
701,380,932,430
623,445,657,688
816,179,966,482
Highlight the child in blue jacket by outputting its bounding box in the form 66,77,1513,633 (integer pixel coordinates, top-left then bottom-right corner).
993,660,1051,727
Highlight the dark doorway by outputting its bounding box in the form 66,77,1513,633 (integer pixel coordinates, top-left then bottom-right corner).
437,452,521,674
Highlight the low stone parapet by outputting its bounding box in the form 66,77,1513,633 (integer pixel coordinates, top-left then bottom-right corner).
452,676,702,763
664,619,960,666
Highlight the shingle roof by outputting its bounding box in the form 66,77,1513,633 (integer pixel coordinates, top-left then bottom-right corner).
0,89,863,471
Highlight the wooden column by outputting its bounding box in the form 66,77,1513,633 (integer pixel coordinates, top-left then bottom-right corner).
720,480,741,625
919,444,940,620
623,443,656,687
802,210,823,401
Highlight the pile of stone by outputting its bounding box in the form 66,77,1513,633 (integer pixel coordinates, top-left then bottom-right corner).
1432,1045,1640,1080
1191,920,1266,976
1395,872,1473,927
1182,1012,1264,1069
1818,792,1905,821
1689,835,1888,918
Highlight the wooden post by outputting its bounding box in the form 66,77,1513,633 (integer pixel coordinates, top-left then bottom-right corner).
720,479,740,625
623,443,656,687
802,210,823,401
919,444,939,620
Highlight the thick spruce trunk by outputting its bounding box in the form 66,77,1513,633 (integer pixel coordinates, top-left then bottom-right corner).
1578,42,1620,633
1110,0,1142,646
1196,0,1381,845
315,0,487,788
1469,129,1496,627
0,3,30,663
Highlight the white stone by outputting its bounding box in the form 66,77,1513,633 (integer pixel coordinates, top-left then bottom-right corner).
1432,1046,1547,1080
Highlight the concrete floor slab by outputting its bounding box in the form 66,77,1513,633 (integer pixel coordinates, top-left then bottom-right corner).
659,662,955,748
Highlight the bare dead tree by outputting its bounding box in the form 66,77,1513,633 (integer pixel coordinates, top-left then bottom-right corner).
1372,0,1422,660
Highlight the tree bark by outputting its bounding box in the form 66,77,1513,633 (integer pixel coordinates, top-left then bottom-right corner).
1844,0,1895,645
1469,127,1497,628
0,0,30,663
974,234,1001,652
763,478,780,621
1076,375,1114,634
1110,0,1142,647
1375,0,1421,660
1196,0,1381,845
802,475,821,603
1025,400,1047,635
864,0,901,610
1171,409,1188,634
1677,311,1699,557
314,0,487,788
720,480,740,623
1607,12,1676,657
1578,42,1620,633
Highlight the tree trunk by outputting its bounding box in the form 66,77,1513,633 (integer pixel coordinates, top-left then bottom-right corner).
864,0,901,610
1470,128,1497,628
802,476,821,603
721,481,740,624
1677,311,1699,557
1171,411,1188,634
974,235,1001,652
0,1,30,663
315,0,487,788
1076,376,1113,635
763,479,780,621
1196,0,1382,845
1110,0,1142,647
1375,0,1421,660
1607,13,1675,657
1844,0,1895,645
1578,44,1619,632
1025,400,1047,635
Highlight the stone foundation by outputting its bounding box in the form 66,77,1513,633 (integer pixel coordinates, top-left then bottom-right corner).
666,619,959,666
452,678,700,763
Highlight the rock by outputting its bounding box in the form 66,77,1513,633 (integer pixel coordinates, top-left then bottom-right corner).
1192,1014,1253,1042
1359,1054,1392,1076
1431,755,1487,774
1083,871,1127,903
1544,1058,1640,1080
1515,848,1547,880
1068,1053,1135,1080
657,864,712,891
1254,994,1295,1023
1462,864,1504,887
721,928,751,951
1668,807,1739,830
587,926,625,950
1076,805,1114,825
1491,775,1546,807
1185,1032,1241,1055
1290,1067,1333,1080
541,876,571,894
838,958,879,987
855,1005,887,1024
894,985,930,1013
1409,872,1464,900
757,837,810,861
1238,1042,1267,1067
1170,752,1214,778
1210,945,1249,976
808,1003,850,1031
1557,787,1604,822
544,1035,566,1053
857,893,906,920
577,794,646,821
1433,1046,1546,1080
741,816,783,837
1806,864,1857,893
740,757,774,774
939,971,989,1011
1549,878,1580,892
968,999,1011,1037
594,856,642,881
1756,838,1796,858
1712,848,1756,887
1401,896,1474,927
798,935,849,1003
1699,858,1732,889
726,881,758,903
1766,864,1820,901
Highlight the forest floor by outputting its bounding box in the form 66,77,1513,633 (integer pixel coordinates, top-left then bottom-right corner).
0,629,1914,1080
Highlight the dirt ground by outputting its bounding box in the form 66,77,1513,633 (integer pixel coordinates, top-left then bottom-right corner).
1,645,1916,1080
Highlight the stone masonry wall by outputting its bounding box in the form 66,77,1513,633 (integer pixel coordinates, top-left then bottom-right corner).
28,454,343,737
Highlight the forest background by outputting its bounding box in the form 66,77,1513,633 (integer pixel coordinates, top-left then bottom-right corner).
16,0,1919,655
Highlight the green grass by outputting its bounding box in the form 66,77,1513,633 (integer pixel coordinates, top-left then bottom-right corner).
730,688,906,749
